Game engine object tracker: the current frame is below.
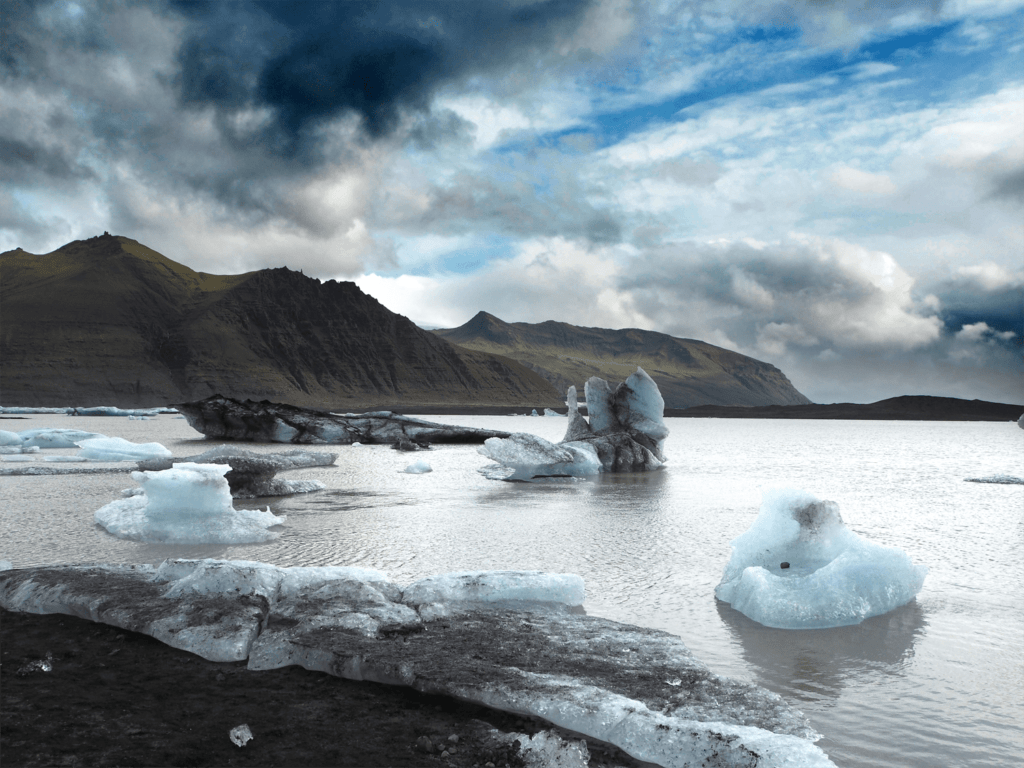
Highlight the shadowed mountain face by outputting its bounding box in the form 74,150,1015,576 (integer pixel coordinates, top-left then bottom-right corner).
433,311,811,409
0,236,562,408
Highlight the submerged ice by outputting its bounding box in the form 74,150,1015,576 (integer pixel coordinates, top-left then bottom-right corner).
94,463,286,544
715,489,927,629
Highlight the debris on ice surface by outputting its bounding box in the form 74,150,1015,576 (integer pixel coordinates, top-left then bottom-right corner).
402,571,586,607
19,428,106,448
403,459,432,474
478,433,601,480
965,474,1024,484
230,724,253,747
715,488,928,629
94,463,286,543
515,731,590,768
76,437,172,462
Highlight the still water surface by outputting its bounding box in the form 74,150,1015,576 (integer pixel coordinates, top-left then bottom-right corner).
1,414,1022,767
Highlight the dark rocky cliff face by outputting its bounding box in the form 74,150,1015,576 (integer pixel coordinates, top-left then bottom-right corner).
0,236,561,408
434,311,812,409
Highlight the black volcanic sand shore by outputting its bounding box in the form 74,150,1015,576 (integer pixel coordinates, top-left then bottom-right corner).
1,609,645,768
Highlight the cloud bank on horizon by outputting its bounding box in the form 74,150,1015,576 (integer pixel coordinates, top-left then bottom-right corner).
2,0,1021,404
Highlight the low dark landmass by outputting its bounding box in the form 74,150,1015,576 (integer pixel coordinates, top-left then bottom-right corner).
1,609,642,768
668,395,1024,421
433,311,811,409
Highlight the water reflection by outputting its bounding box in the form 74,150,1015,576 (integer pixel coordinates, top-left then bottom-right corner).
716,598,928,701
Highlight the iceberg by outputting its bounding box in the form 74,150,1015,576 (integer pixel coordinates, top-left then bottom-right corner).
543,408,563,417
138,446,334,498
478,433,602,480
71,406,173,417
402,459,432,474
0,430,23,446
19,428,106,448
715,489,927,629
479,371,667,480
76,436,172,461
94,463,286,543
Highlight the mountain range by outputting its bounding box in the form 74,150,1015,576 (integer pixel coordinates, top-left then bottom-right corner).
0,235,561,408
432,311,811,409
1,234,817,410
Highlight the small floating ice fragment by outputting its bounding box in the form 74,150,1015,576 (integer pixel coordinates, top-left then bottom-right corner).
403,459,432,474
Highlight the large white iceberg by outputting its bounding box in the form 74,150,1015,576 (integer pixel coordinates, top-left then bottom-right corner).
715,489,927,629
94,463,286,543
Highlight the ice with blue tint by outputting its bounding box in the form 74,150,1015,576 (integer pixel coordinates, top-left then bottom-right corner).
402,571,586,607
478,433,601,481
0,431,22,446
19,429,107,448
544,408,563,417
715,488,927,629
76,436,172,461
94,463,286,544
403,459,432,474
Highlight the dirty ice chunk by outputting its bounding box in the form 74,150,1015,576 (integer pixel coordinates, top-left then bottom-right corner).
715,488,927,629
478,433,600,481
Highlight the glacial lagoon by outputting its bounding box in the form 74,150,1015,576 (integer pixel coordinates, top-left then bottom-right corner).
1,413,1022,767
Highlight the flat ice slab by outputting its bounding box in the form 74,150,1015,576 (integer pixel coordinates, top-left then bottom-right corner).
77,436,172,461
0,559,837,768
715,489,927,629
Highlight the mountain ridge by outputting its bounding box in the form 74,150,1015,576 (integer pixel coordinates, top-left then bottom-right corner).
0,235,562,408
433,311,811,409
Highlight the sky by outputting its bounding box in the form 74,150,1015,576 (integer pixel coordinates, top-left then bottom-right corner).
2,0,1022,404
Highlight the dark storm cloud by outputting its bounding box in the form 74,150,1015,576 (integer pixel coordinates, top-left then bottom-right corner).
988,166,1024,204
930,273,1024,338
170,0,594,154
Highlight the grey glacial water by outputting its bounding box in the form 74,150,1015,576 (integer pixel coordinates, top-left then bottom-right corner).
1,413,1022,767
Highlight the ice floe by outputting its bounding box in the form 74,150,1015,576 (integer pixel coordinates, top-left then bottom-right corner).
0,559,836,767
94,463,286,543
403,458,433,474
715,488,927,629
76,436,172,462
19,428,106,448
